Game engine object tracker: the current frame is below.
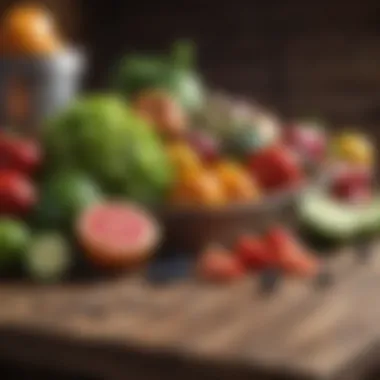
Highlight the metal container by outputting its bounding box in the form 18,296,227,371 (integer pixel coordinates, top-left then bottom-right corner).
0,48,85,134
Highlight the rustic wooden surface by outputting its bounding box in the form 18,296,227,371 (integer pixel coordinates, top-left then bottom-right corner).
1,243,380,380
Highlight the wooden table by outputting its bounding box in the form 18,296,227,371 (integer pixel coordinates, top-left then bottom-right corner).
1,244,380,380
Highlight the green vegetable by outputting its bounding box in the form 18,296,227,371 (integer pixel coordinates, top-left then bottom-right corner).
0,219,30,268
32,171,102,230
43,95,174,205
111,40,204,112
24,233,72,282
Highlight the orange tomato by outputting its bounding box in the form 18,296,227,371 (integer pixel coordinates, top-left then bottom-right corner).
170,170,226,207
213,161,261,202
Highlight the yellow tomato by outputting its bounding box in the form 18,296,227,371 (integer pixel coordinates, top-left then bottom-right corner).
332,133,374,166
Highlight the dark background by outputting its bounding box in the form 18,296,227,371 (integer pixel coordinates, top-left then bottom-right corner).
80,0,380,128
2,0,380,127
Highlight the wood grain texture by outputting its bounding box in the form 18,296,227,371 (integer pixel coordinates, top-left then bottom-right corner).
1,243,380,380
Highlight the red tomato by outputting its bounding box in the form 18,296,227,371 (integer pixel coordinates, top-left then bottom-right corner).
247,145,303,191
0,133,42,175
0,170,37,216
197,245,245,282
235,235,272,270
265,226,319,277
330,165,372,203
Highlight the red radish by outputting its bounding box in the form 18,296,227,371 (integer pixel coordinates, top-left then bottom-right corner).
266,227,319,277
197,245,245,282
235,235,272,270
284,122,326,163
0,133,42,175
0,170,37,216
247,145,303,191
186,130,221,163
77,202,160,269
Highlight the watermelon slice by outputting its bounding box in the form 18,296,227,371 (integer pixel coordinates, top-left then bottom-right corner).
76,202,161,269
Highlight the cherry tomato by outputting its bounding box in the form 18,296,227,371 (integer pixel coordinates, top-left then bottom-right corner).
265,227,319,277
0,170,37,216
235,235,272,270
197,245,245,282
248,145,303,191
0,133,42,175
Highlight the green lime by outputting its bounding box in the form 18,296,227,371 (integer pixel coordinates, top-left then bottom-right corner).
0,219,30,267
24,233,72,283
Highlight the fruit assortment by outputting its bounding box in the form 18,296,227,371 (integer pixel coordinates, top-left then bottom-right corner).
0,4,378,284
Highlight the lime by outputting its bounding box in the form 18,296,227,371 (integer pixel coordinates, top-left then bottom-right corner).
0,218,30,267
25,233,72,282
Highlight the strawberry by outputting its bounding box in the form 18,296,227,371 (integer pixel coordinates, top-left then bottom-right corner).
235,234,273,270
197,245,245,282
265,226,319,277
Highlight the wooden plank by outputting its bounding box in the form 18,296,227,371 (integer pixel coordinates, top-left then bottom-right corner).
1,245,380,379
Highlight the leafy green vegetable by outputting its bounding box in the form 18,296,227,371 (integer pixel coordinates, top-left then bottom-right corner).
43,95,174,206
111,40,205,113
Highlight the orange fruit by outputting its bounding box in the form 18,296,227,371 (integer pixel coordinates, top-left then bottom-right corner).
1,4,63,56
166,142,203,178
213,161,261,202
170,170,226,207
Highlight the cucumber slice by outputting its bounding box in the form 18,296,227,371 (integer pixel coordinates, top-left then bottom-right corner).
298,190,380,243
298,191,359,240
24,233,72,282
357,198,380,238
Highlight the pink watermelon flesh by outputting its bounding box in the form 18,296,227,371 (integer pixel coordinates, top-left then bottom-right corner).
79,203,158,256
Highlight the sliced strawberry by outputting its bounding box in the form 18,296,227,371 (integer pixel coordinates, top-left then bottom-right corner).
198,245,245,282
266,226,320,277
235,235,273,270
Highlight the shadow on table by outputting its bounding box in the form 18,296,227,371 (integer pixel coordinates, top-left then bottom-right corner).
0,359,96,380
